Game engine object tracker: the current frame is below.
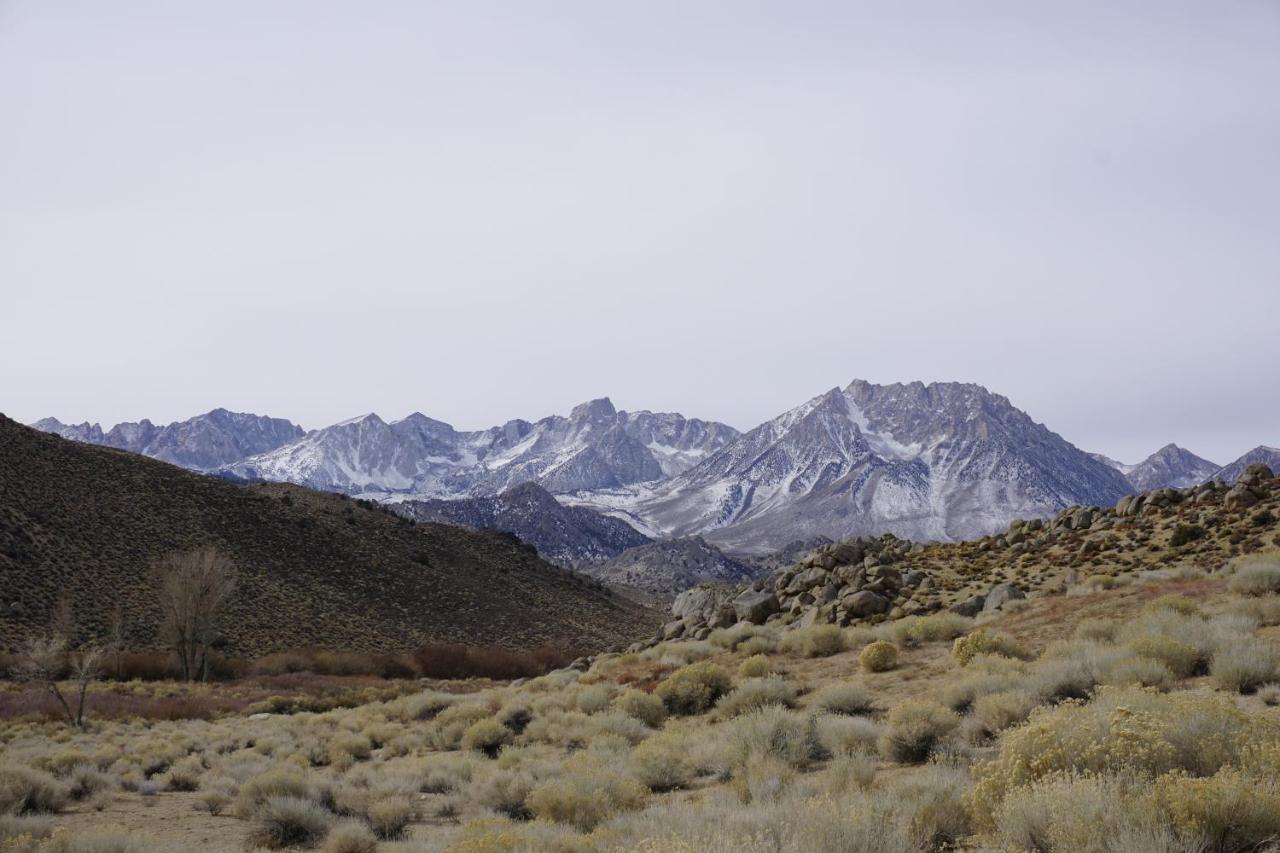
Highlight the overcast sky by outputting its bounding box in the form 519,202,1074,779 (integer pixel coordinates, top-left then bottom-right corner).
2,2,1277,465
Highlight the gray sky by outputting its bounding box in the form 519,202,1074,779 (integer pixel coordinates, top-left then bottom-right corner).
2,2,1278,466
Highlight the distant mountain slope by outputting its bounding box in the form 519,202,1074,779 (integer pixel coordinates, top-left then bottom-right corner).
223,398,737,497
1211,447,1280,485
580,536,762,595
0,416,657,656
1093,444,1218,492
573,380,1133,552
32,409,303,471
393,482,651,567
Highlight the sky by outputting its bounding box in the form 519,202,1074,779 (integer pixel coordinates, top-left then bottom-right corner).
2,2,1278,466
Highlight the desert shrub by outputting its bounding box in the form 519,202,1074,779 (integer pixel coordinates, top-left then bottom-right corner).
879,701,959,764
1098,655,1175,690
461,718,512,757
859,641,898,672
1229,556,1280,596
0,765,67,814
656,641,720,666
525,759,647,831
729,708,827,770
164,756,203,792
1210,640,1278,693
972,690,1039,738
731,756,797,805
365,796,414,840
328,733,372,764
1152,767,1280,851
737,654,771,678
235,769,312,818
779,624,845,658
472,768,535,819
654,663,732,716
941,671,1025,713
496,703,533,735
1169,523,1207,547
0,814,53,844
823,752,877,793
738,635,779,656
882,613,973,647
196,785,232,816
1228,595,1280,627
992,772,1174,852
1125,634,1200,679
816,714,881,757
322,820,378,853
952,630,1030,667
1143,593,1201,616
430,702,493,750
709,623,776,651
575,684,613,715
1073,618,1119,643
967,686,1280,828
630,736,695,792
811,683,875,716
397,690,457,722
613,689,666,727
1257,683,1280,706
714,677,797,719
249,795,333,849
64,764,113,801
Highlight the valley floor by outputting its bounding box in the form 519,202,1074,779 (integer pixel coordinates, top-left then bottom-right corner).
5,552,1280,852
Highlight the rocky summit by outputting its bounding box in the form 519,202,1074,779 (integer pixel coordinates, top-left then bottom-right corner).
1092,443,1219,492
32,409,303,472
578,380,1134,552
651,462,1280,644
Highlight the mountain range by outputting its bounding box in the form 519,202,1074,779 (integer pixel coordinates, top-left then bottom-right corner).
29,382,1274,555
224,398,737,497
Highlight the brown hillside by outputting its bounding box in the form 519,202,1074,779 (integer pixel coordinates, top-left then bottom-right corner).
0,416,659,656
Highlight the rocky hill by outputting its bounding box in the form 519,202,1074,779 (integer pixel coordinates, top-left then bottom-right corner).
1092,443,1218,492
577,380,1133,552
0,416,658,656
32,409,303,471
656,462,1280,642
579,536,761,595
393,482,651,567
222,398,737,498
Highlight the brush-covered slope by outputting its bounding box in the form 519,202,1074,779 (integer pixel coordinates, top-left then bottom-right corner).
0,416,658,656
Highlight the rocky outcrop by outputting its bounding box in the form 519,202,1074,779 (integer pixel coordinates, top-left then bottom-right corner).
650,463,1279,644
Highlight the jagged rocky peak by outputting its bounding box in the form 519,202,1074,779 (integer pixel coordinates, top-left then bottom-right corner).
571,397,619,423
31,409,303,471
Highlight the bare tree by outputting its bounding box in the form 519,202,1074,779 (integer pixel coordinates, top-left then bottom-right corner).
14,604,107,728
154,547,236,681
